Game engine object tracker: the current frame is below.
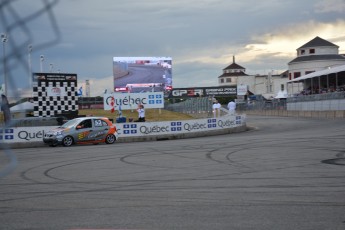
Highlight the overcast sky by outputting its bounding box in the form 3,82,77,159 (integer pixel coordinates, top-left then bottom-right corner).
1,0,345,97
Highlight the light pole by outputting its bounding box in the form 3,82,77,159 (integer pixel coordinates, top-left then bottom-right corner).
28,44,32,88
49,63,54,72
1,33,8,96
40,55,44,72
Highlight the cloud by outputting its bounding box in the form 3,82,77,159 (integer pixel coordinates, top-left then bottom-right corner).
237,20,345,66
3,0,345,98
314,0,345,13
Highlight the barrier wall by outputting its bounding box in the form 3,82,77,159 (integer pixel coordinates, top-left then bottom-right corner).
287,99,345,111
244,110,345,118
0,114,247,148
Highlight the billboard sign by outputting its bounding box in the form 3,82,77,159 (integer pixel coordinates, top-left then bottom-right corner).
113,57,172,96
169,87,236,98
104,92,164,110
237,85,248,96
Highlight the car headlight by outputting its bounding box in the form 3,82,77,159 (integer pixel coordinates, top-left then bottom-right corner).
54,131,63,136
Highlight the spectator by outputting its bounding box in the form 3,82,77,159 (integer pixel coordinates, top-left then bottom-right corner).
227,100,236,115
212,100,221,117
135,104,145,122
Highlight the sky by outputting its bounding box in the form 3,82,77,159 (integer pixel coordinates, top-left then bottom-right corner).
1,0,345,98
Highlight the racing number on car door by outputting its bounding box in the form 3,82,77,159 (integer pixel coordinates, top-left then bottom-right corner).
90,119,109,140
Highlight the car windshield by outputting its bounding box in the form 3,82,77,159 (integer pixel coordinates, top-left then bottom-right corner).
61,119,81,128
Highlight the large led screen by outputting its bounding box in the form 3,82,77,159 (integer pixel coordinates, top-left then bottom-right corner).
113,57,172,95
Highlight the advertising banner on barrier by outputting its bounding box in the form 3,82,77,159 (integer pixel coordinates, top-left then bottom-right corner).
104,92,164,110
0,115,245,144
113,115,243,136
0,126,53,143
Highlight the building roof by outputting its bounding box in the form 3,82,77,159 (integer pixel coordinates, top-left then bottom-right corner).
288,64,345,83
223,62,245,70
218,71,248,78
288,54,345,64
279,70,289,78
298,36,338,49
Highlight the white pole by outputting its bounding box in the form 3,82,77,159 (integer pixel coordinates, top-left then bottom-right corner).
28,44,32,88
40,55,44,72
1,33,8,96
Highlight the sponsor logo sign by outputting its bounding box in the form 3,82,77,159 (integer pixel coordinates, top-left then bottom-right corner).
116,115,244,136
0,129,14,140
0,127,51,142
47,87,67,97
170,87,236,98
237,85,248,96
104,92,164,110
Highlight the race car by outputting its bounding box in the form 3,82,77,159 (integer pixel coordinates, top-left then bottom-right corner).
43,117,118,147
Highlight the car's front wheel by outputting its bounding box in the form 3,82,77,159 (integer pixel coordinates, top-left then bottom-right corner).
105,134,116,144
62,136,74,147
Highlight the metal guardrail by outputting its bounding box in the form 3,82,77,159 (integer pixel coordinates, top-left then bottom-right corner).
236,100,287,111
165,97,214,117
165,97,287,114
287,91,345,102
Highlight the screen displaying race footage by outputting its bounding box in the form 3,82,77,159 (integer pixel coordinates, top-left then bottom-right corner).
113,56,172,95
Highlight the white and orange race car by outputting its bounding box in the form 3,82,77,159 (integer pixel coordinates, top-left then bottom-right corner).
43,117,118,147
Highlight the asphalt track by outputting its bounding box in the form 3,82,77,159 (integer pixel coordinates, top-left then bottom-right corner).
0,115,345,230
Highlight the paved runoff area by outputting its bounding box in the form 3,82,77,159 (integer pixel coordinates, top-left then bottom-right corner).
0,115,344,230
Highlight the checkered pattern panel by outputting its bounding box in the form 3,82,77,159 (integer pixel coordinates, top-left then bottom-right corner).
33,81,78,117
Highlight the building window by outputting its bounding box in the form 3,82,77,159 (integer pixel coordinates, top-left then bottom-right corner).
309,49,315,54
289,72,292,80
220,79,224,83
294,72,301,79
226,78,232,83
300,49,305,55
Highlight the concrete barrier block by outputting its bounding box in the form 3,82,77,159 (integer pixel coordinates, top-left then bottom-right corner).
326,111,335,118
335,110,345,118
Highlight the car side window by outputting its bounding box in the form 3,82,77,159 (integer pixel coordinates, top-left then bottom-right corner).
94,119,103,127
94,119,108,127
78,119,92,129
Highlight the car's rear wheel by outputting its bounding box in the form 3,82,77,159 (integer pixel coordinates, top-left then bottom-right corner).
105,134,116,144
62,136,74,147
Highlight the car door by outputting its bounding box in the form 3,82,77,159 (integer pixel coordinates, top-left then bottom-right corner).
89,118,110,141
75,119,94,142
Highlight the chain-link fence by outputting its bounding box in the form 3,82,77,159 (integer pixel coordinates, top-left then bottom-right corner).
165,97,232,118
165,97,214,118
287,91,345,102
1,0,61,178
165,96,289,116
236,99,287,111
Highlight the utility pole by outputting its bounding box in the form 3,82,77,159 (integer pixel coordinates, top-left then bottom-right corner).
1,33,8,96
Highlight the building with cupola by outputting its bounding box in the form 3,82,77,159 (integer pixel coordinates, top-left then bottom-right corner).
218,56,287,100
217,36,345,100
218,56,248,87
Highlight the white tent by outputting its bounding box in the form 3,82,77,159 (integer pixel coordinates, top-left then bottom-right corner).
10,101,34,112
275,90,288,99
